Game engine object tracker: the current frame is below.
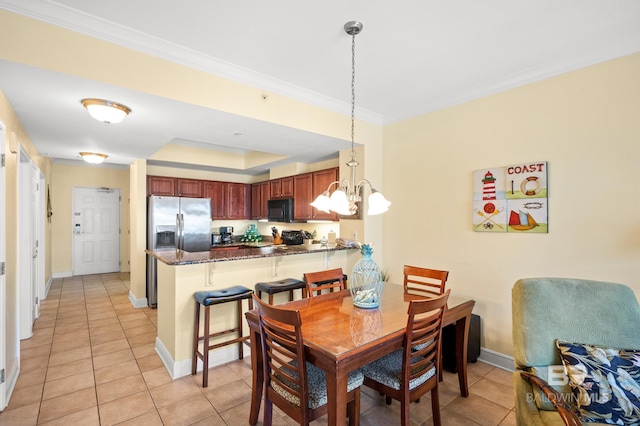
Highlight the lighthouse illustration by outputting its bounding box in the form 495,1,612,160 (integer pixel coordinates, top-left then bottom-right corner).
482,171,496,200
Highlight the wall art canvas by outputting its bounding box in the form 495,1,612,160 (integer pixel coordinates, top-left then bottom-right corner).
473,162,548,233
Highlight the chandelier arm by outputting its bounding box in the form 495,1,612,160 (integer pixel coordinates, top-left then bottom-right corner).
321,180,344,194
355,179,373,191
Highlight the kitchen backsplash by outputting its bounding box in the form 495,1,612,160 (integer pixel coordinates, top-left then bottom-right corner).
210,220,338,242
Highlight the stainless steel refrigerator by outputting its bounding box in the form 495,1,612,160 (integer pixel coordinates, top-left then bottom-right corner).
146,196,212,307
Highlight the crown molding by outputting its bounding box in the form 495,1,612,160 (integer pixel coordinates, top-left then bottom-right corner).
2,1,639,127
0,1,383,125
384,32,640,124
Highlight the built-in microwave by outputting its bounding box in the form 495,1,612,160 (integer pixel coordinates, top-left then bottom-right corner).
268,198,294,223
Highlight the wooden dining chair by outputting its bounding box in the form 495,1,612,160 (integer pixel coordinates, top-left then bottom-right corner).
253,295,363,426
303,268,345,297
361,290,450,426
403,265,449,297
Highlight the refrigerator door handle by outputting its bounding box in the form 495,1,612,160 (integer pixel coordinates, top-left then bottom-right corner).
176,213,183,250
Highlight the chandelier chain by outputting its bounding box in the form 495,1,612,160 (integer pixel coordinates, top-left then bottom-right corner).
351,31,357,159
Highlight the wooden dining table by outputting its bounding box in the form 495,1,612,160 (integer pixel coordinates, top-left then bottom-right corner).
245,283,476,426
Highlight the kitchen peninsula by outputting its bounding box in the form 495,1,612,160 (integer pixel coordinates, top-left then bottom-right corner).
147,243,359,378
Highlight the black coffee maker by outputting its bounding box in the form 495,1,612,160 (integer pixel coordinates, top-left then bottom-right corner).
219,226,233,244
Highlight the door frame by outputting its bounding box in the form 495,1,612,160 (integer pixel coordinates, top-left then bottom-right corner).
17,148,43,340
0,122,6,409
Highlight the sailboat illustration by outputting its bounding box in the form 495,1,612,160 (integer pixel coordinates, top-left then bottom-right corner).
509,210,538,231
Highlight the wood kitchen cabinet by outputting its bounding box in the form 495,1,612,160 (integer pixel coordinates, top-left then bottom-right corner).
147,176,176,196
203,181,226,219
227,183,250,219
176,178,203,197
312,167,339,221
293,173,314,220
251,181,270,219
147,176,203,197
292,168,339,221
270,176,294,198
204,181,250,220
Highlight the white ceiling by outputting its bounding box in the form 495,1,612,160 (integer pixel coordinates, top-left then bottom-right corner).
1,1,639,172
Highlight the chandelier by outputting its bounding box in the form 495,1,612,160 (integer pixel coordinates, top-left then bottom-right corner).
311,21,390,216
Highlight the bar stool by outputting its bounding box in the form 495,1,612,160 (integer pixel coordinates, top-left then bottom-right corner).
192,285,254,387
254,278,306,305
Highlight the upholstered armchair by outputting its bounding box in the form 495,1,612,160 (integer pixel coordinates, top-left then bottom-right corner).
512,278,640,425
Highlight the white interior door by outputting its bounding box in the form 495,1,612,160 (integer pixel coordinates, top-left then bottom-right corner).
30,163,40,320
37,174,46,303
0,124,7,409
72,187,120,276
18,150,34,340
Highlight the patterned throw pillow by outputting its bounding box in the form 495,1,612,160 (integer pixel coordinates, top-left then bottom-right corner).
556,340,640,425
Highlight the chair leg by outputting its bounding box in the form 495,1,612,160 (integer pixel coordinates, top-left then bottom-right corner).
202,305,210,387
192,300,200,376
400,398,410,426
385,395,392,405
237,299,243,360
268,294,274,305
431,386,441,426
264,398,273,426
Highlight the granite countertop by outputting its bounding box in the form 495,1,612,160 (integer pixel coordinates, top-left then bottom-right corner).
147,243,358,266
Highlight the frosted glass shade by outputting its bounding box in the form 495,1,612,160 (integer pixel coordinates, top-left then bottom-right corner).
79,152,108,164
310,192,331,213
81,99,131,124
367,190,391,215
329,189,353,215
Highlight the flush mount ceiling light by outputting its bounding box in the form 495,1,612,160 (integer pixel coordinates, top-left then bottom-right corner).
311,21,391,216
79,152,108,164
81,98,131,124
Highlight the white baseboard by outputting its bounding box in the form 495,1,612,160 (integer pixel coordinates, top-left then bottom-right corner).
51,271,72,279
155,337,251,379
478,347,514,372
128,291,148,309
1,364,19,411
45,276,52,297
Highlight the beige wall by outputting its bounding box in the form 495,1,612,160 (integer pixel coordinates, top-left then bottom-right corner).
50,163,130,275
1,90,52,396
5,6,638,365
382,52,640,357
129,160,147,303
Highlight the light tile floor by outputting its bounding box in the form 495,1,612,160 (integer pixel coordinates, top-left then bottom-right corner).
0,273,516,425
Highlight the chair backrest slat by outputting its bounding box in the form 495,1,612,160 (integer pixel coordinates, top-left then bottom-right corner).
403,265,449,297
304,268,345,297
403,290,450,385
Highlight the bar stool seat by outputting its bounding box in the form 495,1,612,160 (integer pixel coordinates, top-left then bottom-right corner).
192,285,253,387
255,278,306,305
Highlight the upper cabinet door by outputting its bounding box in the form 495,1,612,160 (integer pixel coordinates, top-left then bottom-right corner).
176,178,203,198
250,181,271,220
270,176,294,198
203,181,227,219
293,173,313,221
227,183,250,219
312,168,339,220
147,176,176,196
280,176,294,198
250,183,261,219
